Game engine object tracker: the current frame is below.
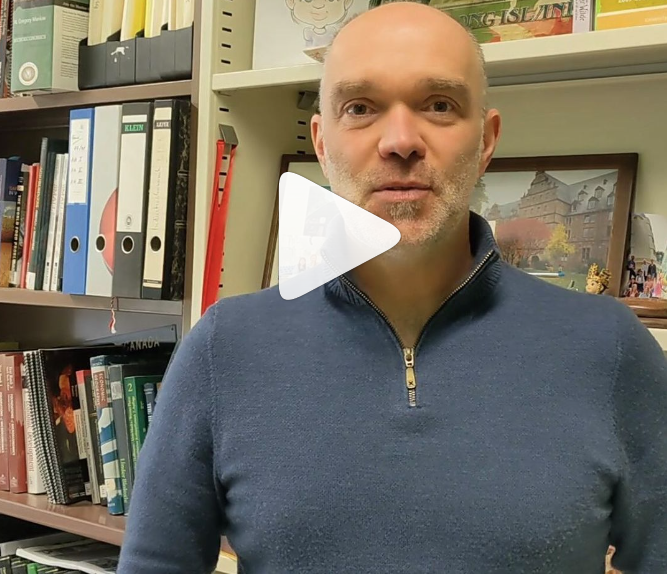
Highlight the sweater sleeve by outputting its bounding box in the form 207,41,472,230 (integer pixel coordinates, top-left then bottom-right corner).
117,305,225,574
609,306,667,573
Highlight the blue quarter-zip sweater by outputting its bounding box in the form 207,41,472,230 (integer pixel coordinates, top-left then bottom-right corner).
118,213,667,574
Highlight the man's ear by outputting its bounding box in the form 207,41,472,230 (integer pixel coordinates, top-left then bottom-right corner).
286,0,295,10
478,109,501,178
311,113,329,180
344,0,354,9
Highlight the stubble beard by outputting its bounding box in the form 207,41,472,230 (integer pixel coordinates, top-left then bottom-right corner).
323,144,483,257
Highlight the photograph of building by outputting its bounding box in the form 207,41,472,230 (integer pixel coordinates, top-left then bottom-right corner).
473,168,619,290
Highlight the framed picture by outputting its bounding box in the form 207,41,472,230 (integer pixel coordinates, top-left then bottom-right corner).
262,154,328,289
619,212,667,327
472,154,638,298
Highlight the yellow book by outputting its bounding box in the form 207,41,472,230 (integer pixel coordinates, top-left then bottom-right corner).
88,0,104,45
101,0,124,41
121,0,147,41
145,0,165,37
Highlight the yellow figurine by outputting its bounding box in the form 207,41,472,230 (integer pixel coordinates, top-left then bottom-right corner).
586,263,612,295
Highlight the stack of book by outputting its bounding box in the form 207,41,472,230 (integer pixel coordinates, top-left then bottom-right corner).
0,326,177,517
1,532,119,573
0,0,195,97
0,98,191,301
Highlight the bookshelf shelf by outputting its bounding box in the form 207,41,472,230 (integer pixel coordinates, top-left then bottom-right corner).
211,23,667,94
0,80,192,115
0,491,124,546
0,288,183,316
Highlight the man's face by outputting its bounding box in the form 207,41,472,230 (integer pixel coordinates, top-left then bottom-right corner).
292,0,351,27
312,7,500,250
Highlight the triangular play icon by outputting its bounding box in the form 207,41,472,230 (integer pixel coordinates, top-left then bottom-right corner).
278,172,401,300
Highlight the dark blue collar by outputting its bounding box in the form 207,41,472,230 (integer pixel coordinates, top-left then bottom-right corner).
324,211,503,311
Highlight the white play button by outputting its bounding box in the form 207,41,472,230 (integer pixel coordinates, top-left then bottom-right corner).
278,172,401,300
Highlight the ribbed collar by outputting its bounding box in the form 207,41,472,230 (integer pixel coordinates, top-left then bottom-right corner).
324,211,503,313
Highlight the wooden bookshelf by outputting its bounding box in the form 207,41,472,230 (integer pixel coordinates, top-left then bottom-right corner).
0,491,124,546
0,80,192,114
0,288,183,316
212,23,667,94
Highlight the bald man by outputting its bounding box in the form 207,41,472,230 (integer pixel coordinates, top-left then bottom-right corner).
118,4,667,573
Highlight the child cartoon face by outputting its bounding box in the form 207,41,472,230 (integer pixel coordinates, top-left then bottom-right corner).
286,0,354,29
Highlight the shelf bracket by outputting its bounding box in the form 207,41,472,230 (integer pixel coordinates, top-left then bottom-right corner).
297,91,318,111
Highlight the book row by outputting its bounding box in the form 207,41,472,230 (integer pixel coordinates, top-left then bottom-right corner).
0,98,191,300
0,532,119,574
0,0,194,97
253,0,667,68
0,328,177,517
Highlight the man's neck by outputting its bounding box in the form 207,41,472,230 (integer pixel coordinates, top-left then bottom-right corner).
348,215,473,349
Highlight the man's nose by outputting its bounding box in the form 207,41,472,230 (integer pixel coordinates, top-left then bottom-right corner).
377,105,427,161
313,0,326,8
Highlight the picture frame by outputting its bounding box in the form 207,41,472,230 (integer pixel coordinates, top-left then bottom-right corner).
618,212,667,327
262,154,326,289
474,153,638,299
264,153,641,313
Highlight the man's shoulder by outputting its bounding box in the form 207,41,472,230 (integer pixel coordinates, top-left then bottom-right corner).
498,261,637,329
204,284,324,333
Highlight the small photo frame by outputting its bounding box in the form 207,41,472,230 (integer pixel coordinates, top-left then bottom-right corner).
619,212,667,327
473,154,638,298
262,154,328,289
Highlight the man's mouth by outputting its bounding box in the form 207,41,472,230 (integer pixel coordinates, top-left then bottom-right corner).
373,183,431,201
375,182,430,192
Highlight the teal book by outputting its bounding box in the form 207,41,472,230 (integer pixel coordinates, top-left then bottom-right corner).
11,0,89,94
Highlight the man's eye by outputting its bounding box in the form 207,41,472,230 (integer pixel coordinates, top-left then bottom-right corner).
345,103,370,116
428,101,452,113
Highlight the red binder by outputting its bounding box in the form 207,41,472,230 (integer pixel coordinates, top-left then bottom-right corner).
201,131,238,316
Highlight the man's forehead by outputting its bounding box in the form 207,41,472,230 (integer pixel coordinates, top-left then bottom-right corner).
321,7,485,103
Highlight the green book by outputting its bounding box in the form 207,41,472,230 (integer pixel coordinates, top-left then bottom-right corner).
11,0,90,94
124,375,162,469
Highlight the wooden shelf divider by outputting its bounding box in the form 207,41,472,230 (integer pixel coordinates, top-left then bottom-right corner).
0,288,183,316
0,80,192,114
0,491,124,546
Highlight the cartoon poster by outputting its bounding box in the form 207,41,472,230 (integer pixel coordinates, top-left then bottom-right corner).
253,0,372,69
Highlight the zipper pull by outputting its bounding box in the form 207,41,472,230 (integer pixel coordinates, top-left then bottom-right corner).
403,348,417,408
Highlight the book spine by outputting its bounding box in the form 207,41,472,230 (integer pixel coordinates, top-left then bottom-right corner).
82,370,106,505
22,381,45,495
168,100,191,301
90,358,124,514
0,355,8,490
63,108,95,295
109,366,133,513
10,165,31,287
25,351,60,503
124,378,141,474
21,164,39,289
11,0,55,94
8,173,23,286
7,355,26,494
144,383,156,427
0,0,9,97
0,0,13,99
113,102,153,299
0,159,21,289
42,154,63,291
26,140,48,290
50,154,68,292
86,104,121,298
573,0,593,32
142,100,176,300
75,369,98,504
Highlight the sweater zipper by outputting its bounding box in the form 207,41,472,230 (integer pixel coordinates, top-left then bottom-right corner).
340,250,496,408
